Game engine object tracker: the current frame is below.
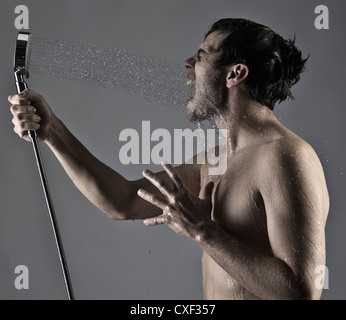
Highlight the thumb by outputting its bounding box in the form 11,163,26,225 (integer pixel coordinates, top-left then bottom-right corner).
200,181,214,201
23,88,45,104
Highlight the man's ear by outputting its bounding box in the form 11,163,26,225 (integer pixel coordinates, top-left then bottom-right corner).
226,64,249,88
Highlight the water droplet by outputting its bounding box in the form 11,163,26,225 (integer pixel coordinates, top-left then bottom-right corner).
29,36,194,110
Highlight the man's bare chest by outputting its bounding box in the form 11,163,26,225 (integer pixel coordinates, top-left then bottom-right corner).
202,154,271,249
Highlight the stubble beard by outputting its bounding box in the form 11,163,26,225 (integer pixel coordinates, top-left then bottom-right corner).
187,76,226,123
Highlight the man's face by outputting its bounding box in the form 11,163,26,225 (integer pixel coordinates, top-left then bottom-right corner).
184,31,230,122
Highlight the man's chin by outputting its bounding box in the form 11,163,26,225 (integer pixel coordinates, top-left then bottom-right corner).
187,101,216,123
188,110,212,123
187,112,200,123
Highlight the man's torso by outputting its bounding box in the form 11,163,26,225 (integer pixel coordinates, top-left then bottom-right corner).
200,141,274,299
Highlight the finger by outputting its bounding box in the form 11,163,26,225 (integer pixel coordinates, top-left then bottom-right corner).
18,99,30,106
137,188,169,211
10,104,36,115
8,89,44,105
142,169,172,199
14,121,40,134
13,127,30,141
143,214,169,226
13,113,41,123
200,181,214,201
161,162,184,189
8,90,30,105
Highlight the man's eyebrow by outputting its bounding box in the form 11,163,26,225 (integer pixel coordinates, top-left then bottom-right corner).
197,48,208,56
197,45,217,55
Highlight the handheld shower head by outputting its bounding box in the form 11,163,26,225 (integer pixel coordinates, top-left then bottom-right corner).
12,32,75,300
14,31,31,93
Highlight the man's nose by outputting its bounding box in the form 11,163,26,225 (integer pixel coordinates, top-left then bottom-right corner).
184,56,196,70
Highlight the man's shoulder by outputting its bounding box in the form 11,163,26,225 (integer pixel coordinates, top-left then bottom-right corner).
262,130,318,162
259,130,329,224
259,131,325,181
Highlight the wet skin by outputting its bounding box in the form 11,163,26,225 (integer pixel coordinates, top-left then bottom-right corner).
137,125,329,299
8,31,329,300
135,31,329,299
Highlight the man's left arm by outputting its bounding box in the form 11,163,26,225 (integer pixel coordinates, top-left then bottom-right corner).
257,143,329,299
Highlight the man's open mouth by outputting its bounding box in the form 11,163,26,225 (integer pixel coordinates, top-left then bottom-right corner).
185,96,194,107
186,78,196,106
186,79,196,86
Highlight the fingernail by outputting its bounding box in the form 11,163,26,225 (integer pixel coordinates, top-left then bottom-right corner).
32,107,36,113
143,220,149,225
19,91,27,97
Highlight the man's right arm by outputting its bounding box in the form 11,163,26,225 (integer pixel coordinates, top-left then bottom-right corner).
46,115,137,220
9,89,201,220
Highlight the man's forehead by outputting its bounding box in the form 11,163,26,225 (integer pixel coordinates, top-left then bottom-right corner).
199,30,231,53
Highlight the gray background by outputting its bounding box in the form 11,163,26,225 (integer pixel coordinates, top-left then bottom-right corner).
0,0,345,300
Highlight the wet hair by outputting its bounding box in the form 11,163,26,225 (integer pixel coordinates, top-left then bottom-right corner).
205,18,308,110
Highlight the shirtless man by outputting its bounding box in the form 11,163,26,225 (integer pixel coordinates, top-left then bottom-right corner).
9,18,329,299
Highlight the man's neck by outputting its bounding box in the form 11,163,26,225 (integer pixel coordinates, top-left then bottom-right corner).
214,95,279,155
